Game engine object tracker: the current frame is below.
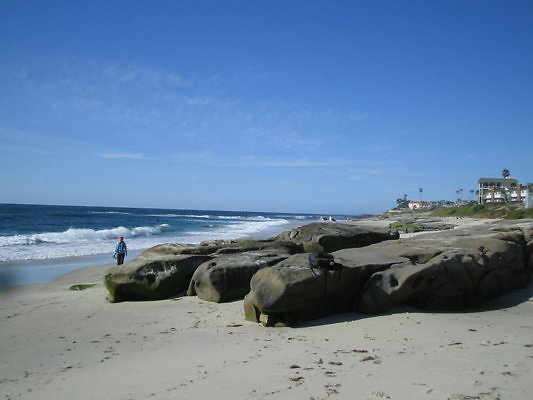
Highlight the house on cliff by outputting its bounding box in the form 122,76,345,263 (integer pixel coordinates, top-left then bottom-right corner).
408,201,433,210
478,177,530,206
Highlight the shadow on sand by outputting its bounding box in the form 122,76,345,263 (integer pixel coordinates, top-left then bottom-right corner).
294,280,533,328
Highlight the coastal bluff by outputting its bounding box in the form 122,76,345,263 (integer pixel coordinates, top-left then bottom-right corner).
103,220,533,326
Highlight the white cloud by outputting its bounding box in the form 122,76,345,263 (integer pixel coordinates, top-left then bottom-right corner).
98,152,145,160
184,96,215,106
171,152,214,163
2,58,374,159
348,111,371,121
0,143,51,155
346,168,387,180
0,127,94,156
165,151,349,168
215,155,348,168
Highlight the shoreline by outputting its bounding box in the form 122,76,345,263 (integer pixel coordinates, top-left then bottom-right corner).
0,218,309,291
0,214,510,292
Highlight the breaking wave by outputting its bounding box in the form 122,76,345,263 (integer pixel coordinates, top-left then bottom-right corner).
0,224,171,247
0,218,292,261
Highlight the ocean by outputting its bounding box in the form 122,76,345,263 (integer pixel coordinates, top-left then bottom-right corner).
0,203,344,289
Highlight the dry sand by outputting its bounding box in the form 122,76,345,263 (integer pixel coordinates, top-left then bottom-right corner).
1,218,533,400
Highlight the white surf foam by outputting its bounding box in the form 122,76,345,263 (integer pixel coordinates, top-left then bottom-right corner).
0,224,170,246
145,214,211,218
0,218,291,262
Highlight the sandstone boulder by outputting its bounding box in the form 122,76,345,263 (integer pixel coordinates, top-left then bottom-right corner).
104,254,212,302
244,249,404,326
187,244,298,303
243,250,404,325
105,239,301,302
273,222,398,253
140,242,224,257
140,239,302,257
357,224,531,313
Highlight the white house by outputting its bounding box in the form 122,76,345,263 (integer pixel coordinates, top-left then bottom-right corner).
478,177,529,205
408,201,433,210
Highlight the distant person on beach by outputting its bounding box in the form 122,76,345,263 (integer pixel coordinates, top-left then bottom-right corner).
114,237,127,265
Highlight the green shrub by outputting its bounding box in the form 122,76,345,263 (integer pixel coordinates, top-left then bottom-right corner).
388,222,422,233
432,204,530,219
504,209,533,219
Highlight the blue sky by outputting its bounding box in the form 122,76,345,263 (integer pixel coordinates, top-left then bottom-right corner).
0,0,531,215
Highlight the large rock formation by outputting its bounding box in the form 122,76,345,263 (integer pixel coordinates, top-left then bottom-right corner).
243,252,398,326
273,222,399,253
104,240,300,303
244,221,532,325
103,224,395,303
103,220,532,321
187,244,299,303
142,239,302,257
104,254,212,302
356,224,530,313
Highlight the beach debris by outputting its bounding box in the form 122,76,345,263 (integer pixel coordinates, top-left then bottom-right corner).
334,348,368,354
325,383,341,395
371,391,391,399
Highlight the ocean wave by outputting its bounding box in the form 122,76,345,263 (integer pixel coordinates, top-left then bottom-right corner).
0,224,171,247
90,211,132,215
146,214,211,218
214,215,277,221
0,217,291,262
186,218,289,239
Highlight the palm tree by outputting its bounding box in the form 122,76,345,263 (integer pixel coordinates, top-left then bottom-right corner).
456,188,463,202
502,169,510,179
396,196,409,209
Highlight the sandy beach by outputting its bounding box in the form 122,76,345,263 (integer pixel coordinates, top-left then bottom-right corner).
1,217,532,400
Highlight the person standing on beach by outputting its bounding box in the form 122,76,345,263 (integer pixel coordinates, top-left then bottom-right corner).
114,237,127,265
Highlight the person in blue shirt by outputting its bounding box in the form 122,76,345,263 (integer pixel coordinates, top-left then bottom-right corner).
114,236,128,265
